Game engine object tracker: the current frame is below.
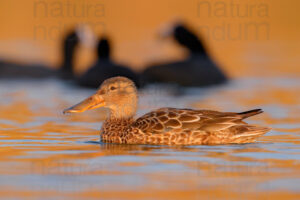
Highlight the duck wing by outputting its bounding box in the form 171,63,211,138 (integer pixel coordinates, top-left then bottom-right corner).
132,108,269,144
133,108,261,132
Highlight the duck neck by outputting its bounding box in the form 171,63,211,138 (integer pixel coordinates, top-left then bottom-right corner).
97,38,111,61
61,37,78,75
108,93,138,119
105,116,134,125
98,53,110,60
98,57,111,64
102,114,134,136
188,42,208,55
180,37,207,56
174,27,208,56
108,106,136,120
101,116,134,143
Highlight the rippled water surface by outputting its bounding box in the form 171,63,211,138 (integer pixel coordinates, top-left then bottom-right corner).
0,78,299,199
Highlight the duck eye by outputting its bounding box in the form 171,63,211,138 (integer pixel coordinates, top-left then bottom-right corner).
110,86,117,91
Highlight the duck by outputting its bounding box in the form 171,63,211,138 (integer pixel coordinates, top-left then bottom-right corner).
0,28,81,79
141,23,228,87
63,76,270,145
76,37,141,88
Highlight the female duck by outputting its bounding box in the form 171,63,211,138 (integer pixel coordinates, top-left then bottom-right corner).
64,77,270,145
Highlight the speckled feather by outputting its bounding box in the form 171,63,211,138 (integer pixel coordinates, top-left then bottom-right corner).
101,107,270,145
65,76,270,145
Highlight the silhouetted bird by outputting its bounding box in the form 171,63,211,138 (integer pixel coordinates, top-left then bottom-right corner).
58,30,80,79
77,37,140,88
141,23,227,87
0,29,80,79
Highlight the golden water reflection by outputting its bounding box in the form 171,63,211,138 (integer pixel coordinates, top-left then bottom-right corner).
0,78,299,199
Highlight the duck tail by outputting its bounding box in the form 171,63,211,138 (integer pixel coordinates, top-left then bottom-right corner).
238,109,263,119
231,126,271,143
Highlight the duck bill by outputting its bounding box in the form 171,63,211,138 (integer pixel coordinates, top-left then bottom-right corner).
63,94,105,114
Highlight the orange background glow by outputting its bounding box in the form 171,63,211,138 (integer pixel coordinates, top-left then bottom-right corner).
0,0,299,76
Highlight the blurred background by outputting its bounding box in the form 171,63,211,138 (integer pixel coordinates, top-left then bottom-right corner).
0,1,300,199
0,0,299,77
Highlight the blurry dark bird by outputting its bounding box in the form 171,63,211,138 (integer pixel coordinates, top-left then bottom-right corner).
57,30,80,79
77,37,141,88
141,23,228,87
0,29,80,79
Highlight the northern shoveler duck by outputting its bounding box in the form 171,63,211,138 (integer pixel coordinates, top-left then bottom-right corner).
0,27,82,79
76,37,141,88
141,22,227,87
63,77,270,145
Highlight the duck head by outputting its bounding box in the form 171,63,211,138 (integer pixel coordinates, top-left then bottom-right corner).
63,76,138,119
159,22,208,55
97,37,111,60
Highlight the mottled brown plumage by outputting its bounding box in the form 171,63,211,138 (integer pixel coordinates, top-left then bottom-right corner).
63,76,270,145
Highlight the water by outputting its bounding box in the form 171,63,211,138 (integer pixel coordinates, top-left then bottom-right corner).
0,78,299,199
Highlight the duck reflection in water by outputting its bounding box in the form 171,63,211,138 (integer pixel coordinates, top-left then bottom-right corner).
142,22,228,87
